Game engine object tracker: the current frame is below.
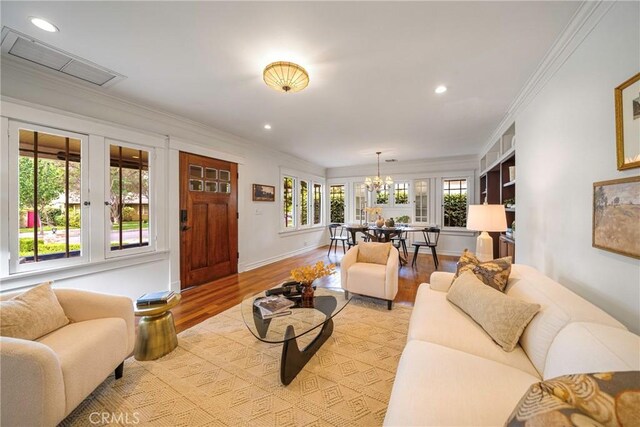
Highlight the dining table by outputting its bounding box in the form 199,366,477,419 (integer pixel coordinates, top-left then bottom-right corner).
342,224,429,265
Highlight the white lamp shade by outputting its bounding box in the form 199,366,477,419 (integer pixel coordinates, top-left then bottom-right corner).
466,204,507,232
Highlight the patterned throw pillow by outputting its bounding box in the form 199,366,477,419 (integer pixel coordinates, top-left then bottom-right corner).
447,271,540,352
506,371,640,426
452,249,512,292
0,282,69,340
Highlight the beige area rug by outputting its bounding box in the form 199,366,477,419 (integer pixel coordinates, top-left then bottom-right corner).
61,297,411,427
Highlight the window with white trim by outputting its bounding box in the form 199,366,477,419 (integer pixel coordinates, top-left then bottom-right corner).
393,182,410,205
280,170,324,231
107,142,153,256
329,185,345,223
354,183,366,222
300,180,309,226
10,122,88,273
414,179,429,223
442,178,468,228
282,176,296,229
375,187,389,205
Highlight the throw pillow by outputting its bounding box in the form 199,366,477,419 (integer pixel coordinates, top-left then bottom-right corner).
452,249,512,292
506,371,640,426
357,242,392,265
0,282,69,340
447,271,540,352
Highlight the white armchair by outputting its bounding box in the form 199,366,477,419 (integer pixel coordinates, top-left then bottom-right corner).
340,243,399,309
1,288,134,427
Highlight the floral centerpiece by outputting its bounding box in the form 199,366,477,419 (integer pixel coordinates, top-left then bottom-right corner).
364,206,383,225
290,261,335,307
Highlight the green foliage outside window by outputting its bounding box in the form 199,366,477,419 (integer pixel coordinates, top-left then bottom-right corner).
376,191,389,205
330,186,345,223
443,193,467,227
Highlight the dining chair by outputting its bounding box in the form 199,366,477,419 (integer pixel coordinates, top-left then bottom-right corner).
391,230,408,258
327,224,349,256
411,227,441,269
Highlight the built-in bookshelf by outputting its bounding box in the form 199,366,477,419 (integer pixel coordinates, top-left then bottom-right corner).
479,122,516,260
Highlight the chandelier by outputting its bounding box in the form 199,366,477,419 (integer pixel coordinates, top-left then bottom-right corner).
365,152,393,193
263,61,310,93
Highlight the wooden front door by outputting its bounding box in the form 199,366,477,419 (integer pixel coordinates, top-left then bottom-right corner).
180,152,238,289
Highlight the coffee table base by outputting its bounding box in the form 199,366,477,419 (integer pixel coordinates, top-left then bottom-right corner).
280,318,334,385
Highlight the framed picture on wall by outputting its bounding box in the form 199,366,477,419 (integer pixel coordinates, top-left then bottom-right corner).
252,184,276,202
615,73,640,170
593,176,640,259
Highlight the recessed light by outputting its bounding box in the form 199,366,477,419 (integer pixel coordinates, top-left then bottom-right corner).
29,17,59,33
435,85,447,94
264,124,272,130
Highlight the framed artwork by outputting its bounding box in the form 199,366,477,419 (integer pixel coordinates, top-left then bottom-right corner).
615,73,640,170
252,184,275,202
593,176,640,259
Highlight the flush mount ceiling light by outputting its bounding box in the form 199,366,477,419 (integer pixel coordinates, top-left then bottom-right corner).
29,17,59,32
263,61,309,93
365,152,393,194
435,85,447,94
264,124,272,130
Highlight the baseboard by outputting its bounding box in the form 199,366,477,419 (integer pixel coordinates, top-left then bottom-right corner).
240,244,324,272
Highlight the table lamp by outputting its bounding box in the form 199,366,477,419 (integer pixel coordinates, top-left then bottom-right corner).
466,204,507,262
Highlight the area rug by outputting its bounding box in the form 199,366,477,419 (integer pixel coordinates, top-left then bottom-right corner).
61,297,411,426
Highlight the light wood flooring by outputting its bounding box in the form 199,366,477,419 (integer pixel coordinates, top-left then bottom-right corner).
172,246,457,333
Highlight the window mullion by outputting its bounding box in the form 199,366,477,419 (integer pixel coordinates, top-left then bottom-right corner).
33,131,39,262
65,137,70,258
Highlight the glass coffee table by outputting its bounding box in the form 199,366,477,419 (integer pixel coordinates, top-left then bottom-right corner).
241,287,351,385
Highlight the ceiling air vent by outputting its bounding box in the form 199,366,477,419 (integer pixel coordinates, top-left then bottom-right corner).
1,27,125,87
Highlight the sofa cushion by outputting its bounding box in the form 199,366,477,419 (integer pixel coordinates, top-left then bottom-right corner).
453,250,512,292
409,283,540,377
543,322,640,379
384,340,539,427
447,272,540,352
345,262,388,299
37,318,128,415
506,265,627,376
356,242,391,265
0,282,69,340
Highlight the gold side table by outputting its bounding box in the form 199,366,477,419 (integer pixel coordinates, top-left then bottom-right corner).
134,294,181,361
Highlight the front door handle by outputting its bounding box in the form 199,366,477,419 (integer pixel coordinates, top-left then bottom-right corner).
181,225,191,232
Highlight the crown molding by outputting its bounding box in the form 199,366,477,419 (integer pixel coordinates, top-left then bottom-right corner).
480,0,616,156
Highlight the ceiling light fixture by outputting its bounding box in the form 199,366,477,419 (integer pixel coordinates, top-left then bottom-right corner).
365,152,393,194
29,17,59,32
264,124,272,130
263,61,309,93
435,85,447,94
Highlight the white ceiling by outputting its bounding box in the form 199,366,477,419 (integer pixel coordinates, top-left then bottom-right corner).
0,1,580,168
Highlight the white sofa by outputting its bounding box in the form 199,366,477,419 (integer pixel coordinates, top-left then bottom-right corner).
385,264,640,426
0,288,135,427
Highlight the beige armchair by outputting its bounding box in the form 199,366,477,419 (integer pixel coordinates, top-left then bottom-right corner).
1,288,134,427
340,243,399,309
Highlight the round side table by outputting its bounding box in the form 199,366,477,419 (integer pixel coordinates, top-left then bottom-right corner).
134,294,181,361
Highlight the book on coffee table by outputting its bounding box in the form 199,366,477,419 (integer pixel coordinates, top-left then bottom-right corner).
254,295,295,318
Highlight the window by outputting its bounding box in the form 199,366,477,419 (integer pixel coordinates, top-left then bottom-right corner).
280,170,324,232
313,183,322,225
16,126,84,267
375,188,389,205
394,182,409,205
330,185,345,223
300,181,309,226
443,178,468,227
354,183,366,222
108,143,151,253
414,180,429,223
283,176,296,229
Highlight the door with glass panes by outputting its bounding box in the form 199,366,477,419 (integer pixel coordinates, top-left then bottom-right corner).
179,152,238,289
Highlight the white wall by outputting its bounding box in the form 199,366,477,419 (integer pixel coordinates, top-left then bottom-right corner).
515,1,640,332
0,60,326,299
